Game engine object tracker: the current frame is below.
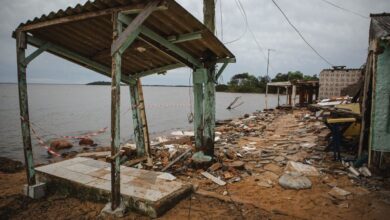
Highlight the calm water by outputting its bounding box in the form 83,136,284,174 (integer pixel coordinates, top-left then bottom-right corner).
0,84,284,162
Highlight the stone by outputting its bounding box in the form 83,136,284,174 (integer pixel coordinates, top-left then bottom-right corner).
226,161,245,169
79,138,94,146
208,162,223,172
278,172,312,190
328,187,351,200
50,139,73,150
257,180,273,188
273,156,285,162
225,148,237,160
264,163,282,174
285,161,319,176
223,171,234,179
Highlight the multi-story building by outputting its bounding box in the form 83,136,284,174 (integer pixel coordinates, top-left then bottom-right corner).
318,66,362,99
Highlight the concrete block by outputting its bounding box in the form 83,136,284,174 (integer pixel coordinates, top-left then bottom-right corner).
23,182,46,199
100,201,126,218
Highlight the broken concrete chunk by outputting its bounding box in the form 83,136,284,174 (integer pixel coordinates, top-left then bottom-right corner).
328,187,351,200
157,173,177,181
358,166,372,177
279,172,312,189
208,162,223,172
285,161,319,176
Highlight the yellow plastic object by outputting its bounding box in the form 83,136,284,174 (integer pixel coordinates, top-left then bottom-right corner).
327,118,356,124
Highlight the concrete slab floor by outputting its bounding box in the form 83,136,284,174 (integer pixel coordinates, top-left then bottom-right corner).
35,157,192,217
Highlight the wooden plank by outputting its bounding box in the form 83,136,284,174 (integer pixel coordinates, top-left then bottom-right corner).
16,31,36,186
129,79,145,156
136,79,152,165
161,148,192,172
167,31,203,43
17,2,168,32
203,68,216,157
111,1,160,55
110,13,122,210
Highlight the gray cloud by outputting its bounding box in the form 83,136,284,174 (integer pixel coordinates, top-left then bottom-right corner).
1,0,389,85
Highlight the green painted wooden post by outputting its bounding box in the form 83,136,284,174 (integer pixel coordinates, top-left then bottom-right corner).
204,67,216,157
129,79,145,156
16,31,36,186
136,79,152,164
110,13,122,210
193,69,207,149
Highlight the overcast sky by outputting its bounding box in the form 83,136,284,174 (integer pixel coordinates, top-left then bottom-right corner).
0,0,389,85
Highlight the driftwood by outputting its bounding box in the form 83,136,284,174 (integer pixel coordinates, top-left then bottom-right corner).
227,97,242,110
201,172,226,186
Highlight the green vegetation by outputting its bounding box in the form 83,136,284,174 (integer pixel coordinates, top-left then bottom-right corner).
216,71,318,93
86,81,111,85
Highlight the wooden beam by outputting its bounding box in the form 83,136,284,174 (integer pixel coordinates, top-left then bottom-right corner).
17,2,168,32
25,35,131,84
216,57,236,63
136,79,152,165
22,42,51,66
131,63,185,79
118,14,203,68
215,62,228,80
111,1,160,55
110,13,122,211
167,31,203,43
16,31,36,186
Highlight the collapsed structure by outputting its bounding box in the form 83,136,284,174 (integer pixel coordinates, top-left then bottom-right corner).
13,0,235,216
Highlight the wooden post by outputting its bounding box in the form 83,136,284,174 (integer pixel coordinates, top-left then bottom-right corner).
203,0,215,33
136,79,152,164
16,31,36,186
292,85,296,107
110,13,122,211
277,87,280,107
265,84,269,109
204,68,215,157
193,69,206,149
129,79,145,156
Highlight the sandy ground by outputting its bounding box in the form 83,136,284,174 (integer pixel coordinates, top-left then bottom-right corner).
1,109,390,219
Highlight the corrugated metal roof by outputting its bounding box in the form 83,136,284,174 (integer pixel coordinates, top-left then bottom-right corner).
15,0,234,76
370,13,390,41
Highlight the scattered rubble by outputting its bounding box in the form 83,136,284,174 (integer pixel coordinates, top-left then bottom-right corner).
279,172,312,189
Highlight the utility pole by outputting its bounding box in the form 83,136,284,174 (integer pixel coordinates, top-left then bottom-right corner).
203,0,216,33
266,48,275,77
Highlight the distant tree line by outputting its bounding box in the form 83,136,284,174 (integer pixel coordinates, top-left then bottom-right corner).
216,71,318,93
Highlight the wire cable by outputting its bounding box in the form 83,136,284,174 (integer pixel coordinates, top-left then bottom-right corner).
271,0,334,66
318,0,369,19
223,0,248,44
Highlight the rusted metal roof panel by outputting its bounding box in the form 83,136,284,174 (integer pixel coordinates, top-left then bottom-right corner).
16,0,235,75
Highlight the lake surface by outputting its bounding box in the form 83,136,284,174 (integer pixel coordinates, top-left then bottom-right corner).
0,84,284,162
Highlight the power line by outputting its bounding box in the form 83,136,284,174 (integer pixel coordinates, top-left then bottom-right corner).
235,0,276,74
318,0,369,19
223,0,248,44
271,0,334,67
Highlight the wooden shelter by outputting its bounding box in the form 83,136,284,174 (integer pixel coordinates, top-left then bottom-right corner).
14,0,235,212
265,80,319,109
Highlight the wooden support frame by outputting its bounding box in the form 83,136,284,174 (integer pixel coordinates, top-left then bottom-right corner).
131,63,185,79
167,31,203,43
22,42,51,66
24,35,131,84
129,79,145,156
118,14,203,68
110,13,122,211
215,62,228,80
16,31,36,186
111,0,160,55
